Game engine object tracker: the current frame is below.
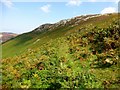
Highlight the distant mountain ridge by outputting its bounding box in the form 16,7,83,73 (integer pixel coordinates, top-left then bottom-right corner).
0,32,18,43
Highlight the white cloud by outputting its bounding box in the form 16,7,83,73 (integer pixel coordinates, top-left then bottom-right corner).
101,7,116,14
115,0,119,4
66,0,82,6
0,0,13,8
40,4,51,13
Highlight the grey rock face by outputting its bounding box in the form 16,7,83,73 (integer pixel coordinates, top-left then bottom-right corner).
33,13,110,33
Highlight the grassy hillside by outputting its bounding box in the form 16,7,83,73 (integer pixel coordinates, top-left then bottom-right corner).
2,13,118,58
2,13,120,89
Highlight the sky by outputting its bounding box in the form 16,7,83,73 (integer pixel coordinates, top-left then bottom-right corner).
0,0,119,34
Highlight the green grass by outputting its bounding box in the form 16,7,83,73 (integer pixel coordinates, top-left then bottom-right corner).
2,13,118,58
2,13,120,89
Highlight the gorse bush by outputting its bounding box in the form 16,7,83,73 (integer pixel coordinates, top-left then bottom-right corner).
2,18,120,88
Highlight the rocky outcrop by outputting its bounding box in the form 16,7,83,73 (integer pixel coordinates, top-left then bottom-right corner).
34,24,53,32
33,13,112,33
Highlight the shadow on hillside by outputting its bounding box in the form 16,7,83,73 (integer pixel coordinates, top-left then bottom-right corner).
47,82,62,90
90,61,114,69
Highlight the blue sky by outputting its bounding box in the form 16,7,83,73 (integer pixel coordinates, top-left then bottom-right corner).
0,0,118,34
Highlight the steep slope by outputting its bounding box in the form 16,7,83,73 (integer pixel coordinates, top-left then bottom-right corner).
2,13,118,58
2,13,120,88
